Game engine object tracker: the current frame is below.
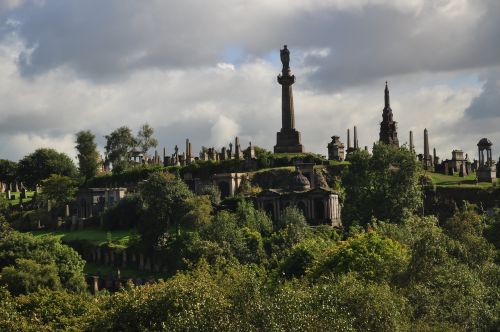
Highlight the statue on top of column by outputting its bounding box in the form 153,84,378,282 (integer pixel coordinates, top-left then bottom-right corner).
280,45,290,74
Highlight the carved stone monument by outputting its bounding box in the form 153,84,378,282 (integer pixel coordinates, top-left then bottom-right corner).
477,138,496,183
274,45,304,153
379,82,399,147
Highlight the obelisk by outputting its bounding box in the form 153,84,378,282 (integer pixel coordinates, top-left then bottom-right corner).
274,45,304,153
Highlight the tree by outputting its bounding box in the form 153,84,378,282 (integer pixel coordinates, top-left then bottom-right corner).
181,195,213,229
138,172,193,244
75,130,100,180
0,159,18,189
17,148,77,189
104,126,137,174
342,143,421,226
1,258,61,295
199,184,221,206
311,231,410,283
41,174,77,209
137,123,158,157
0,230,86,294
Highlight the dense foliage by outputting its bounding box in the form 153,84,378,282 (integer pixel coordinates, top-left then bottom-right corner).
0,220,87,295
75,130,100,180
1,206,498,331
342,143,422,226
2,139,500,331
17,148,77,189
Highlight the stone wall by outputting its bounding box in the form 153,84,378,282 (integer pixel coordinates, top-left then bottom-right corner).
423,186,500,221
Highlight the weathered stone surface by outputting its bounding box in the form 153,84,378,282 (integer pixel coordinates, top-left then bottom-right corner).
274,45,304,153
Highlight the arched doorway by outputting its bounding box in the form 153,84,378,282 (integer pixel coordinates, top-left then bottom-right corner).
314,199,324,222
218,181,230,199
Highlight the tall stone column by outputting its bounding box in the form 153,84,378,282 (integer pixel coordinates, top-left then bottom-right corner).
274,45,304,153
423,128,432,170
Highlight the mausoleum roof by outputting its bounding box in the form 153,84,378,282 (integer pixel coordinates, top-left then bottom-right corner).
478,138,492,147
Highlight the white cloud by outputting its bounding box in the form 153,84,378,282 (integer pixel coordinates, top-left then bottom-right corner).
0,0,499,164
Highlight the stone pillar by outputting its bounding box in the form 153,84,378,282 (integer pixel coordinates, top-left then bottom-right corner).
423,128,431,170
347,128,351,150
91,276,99,294
409,131,414,152
353,126,358,149
274,45,303,153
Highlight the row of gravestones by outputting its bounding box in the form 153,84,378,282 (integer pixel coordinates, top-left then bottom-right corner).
84,246,168,274
86,274,156,293
4,188,28,201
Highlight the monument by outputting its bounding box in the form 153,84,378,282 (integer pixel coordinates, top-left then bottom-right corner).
477,138,496,183
274,45,304,153
379,82,399,147
423,128,432,170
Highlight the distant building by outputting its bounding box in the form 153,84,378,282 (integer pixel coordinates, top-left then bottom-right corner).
76,188,127,219
256,172,342,227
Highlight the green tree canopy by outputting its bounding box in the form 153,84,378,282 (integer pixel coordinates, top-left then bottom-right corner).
17,148,77,189
138,172,193,244
75,130,100,180
342,142,421,226
105,126,137,174
137,123,158,157
41,174,78,208
0,229,86,294
0,159,18,187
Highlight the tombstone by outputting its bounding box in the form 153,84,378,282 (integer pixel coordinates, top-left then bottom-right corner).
65,205,70,217
459,163,465,177
91,276,100,294
47,200,52,212
56,217,63,228
6,190,10,200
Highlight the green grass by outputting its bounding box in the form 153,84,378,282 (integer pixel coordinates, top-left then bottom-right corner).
426,171,498,188
327,160,350,166
6,191,34,206
249,166,295,174
30,229,138,248
84,262,166,280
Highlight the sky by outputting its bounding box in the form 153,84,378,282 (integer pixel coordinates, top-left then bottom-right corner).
0,0,499,163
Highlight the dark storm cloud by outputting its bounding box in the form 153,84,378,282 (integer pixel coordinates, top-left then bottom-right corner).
464,71,500,119
1,0,498,88
301,1,500,90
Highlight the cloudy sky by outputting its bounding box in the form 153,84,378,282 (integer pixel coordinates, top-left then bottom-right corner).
0,0,499,163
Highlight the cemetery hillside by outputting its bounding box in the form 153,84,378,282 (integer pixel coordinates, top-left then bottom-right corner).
1,3,500,331
1,120,499,331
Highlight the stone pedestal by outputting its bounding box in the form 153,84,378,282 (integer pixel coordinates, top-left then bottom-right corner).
477,165,497,183
275,129,303,153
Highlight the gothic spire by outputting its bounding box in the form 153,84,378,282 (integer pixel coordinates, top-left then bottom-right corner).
385,81,390,107
379,81,399,147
